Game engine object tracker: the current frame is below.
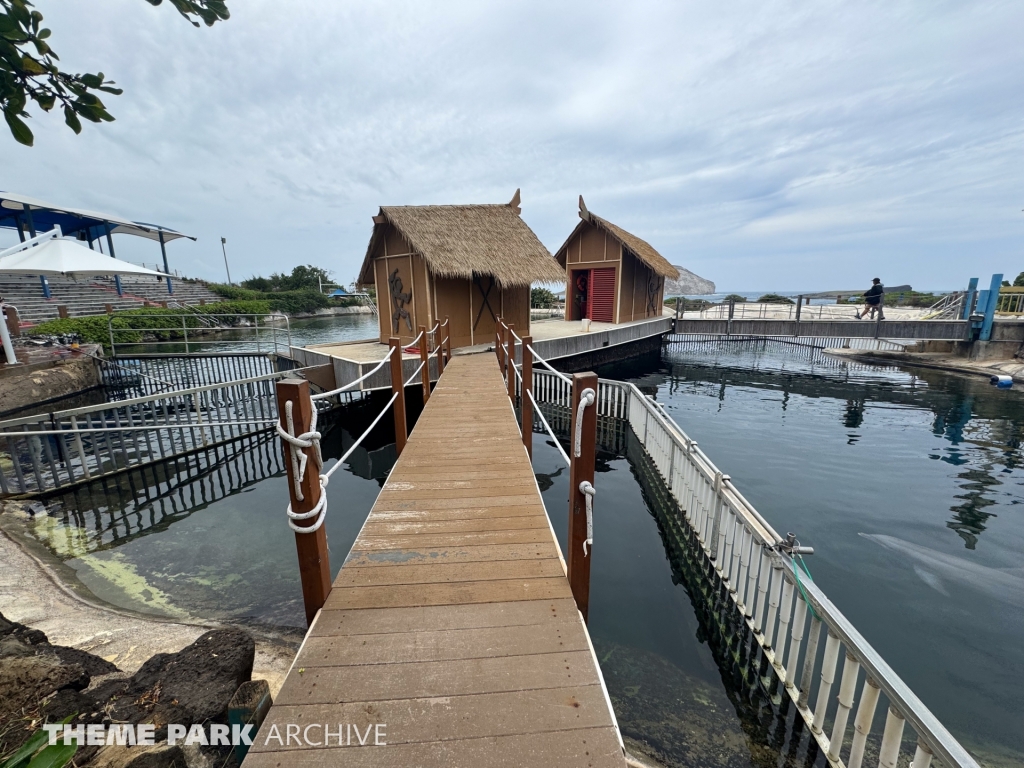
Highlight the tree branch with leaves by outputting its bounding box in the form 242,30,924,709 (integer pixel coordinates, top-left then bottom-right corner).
1,0,228,146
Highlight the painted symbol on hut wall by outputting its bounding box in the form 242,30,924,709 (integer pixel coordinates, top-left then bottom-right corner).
388,268,413,332
647,274,661,314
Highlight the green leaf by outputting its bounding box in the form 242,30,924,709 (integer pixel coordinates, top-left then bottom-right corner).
97,85,123,95
80,73,102,88
63,104,80,133
26,742,77,768
4,109,33,145
31,90,55,110
37,28,50,39
0,729,49,768
19,54,45,74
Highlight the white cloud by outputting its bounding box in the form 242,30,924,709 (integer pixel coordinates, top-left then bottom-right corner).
2,0,1022,290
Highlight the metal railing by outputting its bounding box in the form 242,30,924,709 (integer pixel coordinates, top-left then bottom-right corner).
106,312,291,356
526,370,979,768
0,370,290,495
995,287,1024,316
99,352,279,397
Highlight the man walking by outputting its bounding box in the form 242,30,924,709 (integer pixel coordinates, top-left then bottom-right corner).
855,278,885,319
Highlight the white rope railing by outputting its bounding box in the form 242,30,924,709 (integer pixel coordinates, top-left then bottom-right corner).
277,400,326,533
324,391,399,479
278,388,400,533
311,346,395,400
580,480,595,554
405,361,425,387
527,344,572,384
574,388,596,457
528,387,570,467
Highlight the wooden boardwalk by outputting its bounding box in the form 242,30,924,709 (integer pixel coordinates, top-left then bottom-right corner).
244,354,625,767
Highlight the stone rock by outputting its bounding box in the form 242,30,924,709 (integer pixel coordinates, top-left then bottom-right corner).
106,629,255,737
665,265,715,296
52,645,120,678
90,742,188,768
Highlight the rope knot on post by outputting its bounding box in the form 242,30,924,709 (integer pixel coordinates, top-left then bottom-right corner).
574,387,596,457
579,480,595,556
276,399,328,533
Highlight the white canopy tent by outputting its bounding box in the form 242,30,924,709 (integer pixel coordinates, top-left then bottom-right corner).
0,227,169,278
0,228,169,365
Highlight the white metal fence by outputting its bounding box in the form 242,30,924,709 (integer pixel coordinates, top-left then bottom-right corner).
530,368,978,768
0,371,288,495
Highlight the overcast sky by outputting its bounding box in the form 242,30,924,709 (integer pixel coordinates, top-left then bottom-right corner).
3,0,1022,291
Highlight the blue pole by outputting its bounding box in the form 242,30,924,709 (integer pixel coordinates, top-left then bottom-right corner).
158,230,173,295
105,228,123,297
979,273,1002,341
961,278,978,319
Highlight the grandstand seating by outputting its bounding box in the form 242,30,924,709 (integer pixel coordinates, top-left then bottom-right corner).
0,273,223,325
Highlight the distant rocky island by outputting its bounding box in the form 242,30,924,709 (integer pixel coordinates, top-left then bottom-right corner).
666,264,715,295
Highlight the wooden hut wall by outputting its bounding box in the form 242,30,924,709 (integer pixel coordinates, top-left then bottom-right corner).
372,229,433,344
618,250,664,322
560,224,621,321
433,276,529,349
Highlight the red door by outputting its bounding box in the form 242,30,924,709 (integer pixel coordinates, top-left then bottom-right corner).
586,268,616,322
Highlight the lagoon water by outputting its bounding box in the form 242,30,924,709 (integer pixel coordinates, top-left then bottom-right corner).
8,322,1023,766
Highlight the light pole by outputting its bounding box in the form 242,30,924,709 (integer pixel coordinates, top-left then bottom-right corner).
221,237,233,285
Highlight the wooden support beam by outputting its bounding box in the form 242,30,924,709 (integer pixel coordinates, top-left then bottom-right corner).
389,337,408,456
567,371,597,623
521,335,533,458
506,324,516,402
275,378,331,627
419,324,430,404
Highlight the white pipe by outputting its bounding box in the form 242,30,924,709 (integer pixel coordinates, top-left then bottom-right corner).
764,563,784,648
785,594,807,688
0,303,16,366
812,631,841,733
754,550,772,632
827,651,861,762
878,705,907,768
847,679,880,768
774,577,795,669
911,742,934,768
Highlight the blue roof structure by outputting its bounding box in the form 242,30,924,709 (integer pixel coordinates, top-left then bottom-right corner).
0,191,194,244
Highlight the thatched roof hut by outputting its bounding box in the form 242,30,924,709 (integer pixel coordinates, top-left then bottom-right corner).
554,197,680,323
358,190,562,347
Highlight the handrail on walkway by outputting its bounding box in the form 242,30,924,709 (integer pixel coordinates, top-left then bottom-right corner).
273,317,452,626
496,316,599,622
523,363,980,768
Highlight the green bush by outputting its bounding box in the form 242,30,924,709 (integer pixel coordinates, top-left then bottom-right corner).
31,301,273,347
207,284,336,314
723,294,747,303
757,293,795,304
531,287,557,308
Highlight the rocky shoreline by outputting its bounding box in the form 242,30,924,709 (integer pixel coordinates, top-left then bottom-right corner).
0,518,298,767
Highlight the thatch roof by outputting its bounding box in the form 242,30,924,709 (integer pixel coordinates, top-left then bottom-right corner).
555,197,680,280
358,190,564,288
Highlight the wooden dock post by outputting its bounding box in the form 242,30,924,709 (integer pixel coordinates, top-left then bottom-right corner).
275,378,331,627
506,323,516,401
389,337,408,456
437,317,448,375
444,316,452,363
58,305,69,319
496,318,504,368
521,335,533,457
419,325,430,403
567,371,598,623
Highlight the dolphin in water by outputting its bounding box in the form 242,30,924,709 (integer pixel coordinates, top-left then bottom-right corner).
859,534,1024,610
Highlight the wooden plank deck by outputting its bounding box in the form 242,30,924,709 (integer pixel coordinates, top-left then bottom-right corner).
244,354,625,767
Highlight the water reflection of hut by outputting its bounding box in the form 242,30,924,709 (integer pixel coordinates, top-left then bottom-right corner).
356,190,564,349
555,196,679,323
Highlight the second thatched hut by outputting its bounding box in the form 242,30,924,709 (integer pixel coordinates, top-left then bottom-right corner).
357,190,564,349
